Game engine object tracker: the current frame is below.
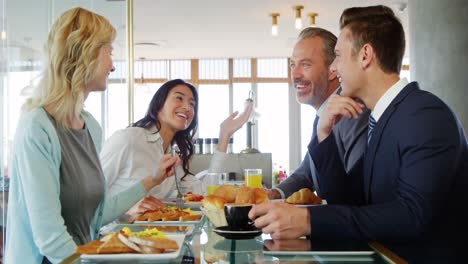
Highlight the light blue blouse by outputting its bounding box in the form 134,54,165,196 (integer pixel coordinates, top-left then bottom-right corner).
5,108,147,264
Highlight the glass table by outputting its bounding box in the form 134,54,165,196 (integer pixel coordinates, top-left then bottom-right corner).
62,218,400,264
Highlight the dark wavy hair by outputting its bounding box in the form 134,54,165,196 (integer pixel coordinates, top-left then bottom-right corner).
132,79,198,179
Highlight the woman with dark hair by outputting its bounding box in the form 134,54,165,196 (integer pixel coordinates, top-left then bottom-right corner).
131,79,199,181
101,79,252,206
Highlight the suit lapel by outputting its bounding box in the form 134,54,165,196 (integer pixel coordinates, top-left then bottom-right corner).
363,82,419,202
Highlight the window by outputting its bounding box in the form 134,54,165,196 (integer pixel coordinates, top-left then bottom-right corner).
257,58,288,78
170,60,191,80
233,59,251,78
300,105,316,158
232,83,252,152
197,84,229,139
257,83,290,172
105,83,128,138
199,59,229,80
133,83,162,124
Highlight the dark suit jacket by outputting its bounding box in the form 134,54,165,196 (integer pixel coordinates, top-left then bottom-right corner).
308,82,468,261
276,95,369,199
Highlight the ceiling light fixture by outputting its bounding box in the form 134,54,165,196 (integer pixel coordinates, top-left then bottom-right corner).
293,5,304,29
308,13,318,27
270,13,280,36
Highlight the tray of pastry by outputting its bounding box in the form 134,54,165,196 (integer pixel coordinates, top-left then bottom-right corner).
77,227,185,261
133,206,204,225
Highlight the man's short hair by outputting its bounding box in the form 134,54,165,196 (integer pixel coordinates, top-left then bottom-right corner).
298,27,337,67
339,5,405,74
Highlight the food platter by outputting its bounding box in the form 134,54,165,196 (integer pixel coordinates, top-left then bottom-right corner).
134,211,204,225
81,234,186,261
164,200,202,209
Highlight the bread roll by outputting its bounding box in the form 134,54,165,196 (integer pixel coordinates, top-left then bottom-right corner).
213,185,239,203
234,186,255,204
201,195,228,227
253,188,269,204
285,188,322,205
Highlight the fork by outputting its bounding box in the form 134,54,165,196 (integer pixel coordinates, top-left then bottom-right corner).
171,143,184,209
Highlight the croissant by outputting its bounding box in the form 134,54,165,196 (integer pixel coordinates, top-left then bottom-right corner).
253,188,269,204
213,185,239,203
234,186,255,204
285,188,322,205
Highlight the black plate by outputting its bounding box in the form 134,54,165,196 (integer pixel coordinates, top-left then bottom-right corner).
213,226,262,240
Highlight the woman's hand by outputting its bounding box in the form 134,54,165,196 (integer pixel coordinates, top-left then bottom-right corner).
142,154,180,192
126,195,165,216
217,100,254,152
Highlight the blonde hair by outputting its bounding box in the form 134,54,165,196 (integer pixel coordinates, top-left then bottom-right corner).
23,7,116,125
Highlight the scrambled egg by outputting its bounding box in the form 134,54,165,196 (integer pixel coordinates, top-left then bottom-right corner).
166,206,196,215
121,227,167,239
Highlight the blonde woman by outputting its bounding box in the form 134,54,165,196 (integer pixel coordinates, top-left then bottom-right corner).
5,8,173,263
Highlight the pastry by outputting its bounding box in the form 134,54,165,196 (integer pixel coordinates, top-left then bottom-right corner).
234,186,255,204
285,188,322,205
201,195,228,227
253,188,269,204
213,185,238,203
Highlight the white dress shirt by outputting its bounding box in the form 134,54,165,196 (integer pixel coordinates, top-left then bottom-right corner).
371,78,409,122
100,125,202,198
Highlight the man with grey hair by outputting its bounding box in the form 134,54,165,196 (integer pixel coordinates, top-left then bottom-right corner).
268,27,369,204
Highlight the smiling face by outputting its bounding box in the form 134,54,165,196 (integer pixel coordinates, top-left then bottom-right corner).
290,37,330,109
87,44,114,93
157,84,196,134
331,28,363,98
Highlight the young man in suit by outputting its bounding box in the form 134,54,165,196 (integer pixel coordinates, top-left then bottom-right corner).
268,27,369,201
251,5,467,262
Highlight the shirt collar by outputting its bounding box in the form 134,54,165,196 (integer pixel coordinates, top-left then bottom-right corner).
317,87,340,117
371,77,409,122
145,125,163,143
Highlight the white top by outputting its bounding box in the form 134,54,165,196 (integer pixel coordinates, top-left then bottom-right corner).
371,78,409,122
100,125,202,198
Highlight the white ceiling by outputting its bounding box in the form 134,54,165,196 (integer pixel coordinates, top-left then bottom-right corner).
4,0,409,62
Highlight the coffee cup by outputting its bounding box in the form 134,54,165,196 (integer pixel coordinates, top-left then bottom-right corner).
224,204,257,231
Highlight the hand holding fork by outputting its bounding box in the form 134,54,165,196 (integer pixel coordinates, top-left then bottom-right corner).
171,143,184,209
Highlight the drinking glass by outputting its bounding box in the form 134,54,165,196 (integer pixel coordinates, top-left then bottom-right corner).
244,169,262,188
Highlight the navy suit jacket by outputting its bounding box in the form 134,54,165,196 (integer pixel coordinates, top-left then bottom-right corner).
308,82,468,261
277,94,369,199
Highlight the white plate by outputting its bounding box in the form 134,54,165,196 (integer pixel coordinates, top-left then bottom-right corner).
134,211,204,225
81,234,185,260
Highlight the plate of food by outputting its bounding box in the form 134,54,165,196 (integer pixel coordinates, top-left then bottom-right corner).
283,188,326,207
77,227,186,261
103,224,195,236
164,192,204,209
133,206,204,225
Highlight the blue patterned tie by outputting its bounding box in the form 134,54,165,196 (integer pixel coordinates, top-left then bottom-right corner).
367,115,376,145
